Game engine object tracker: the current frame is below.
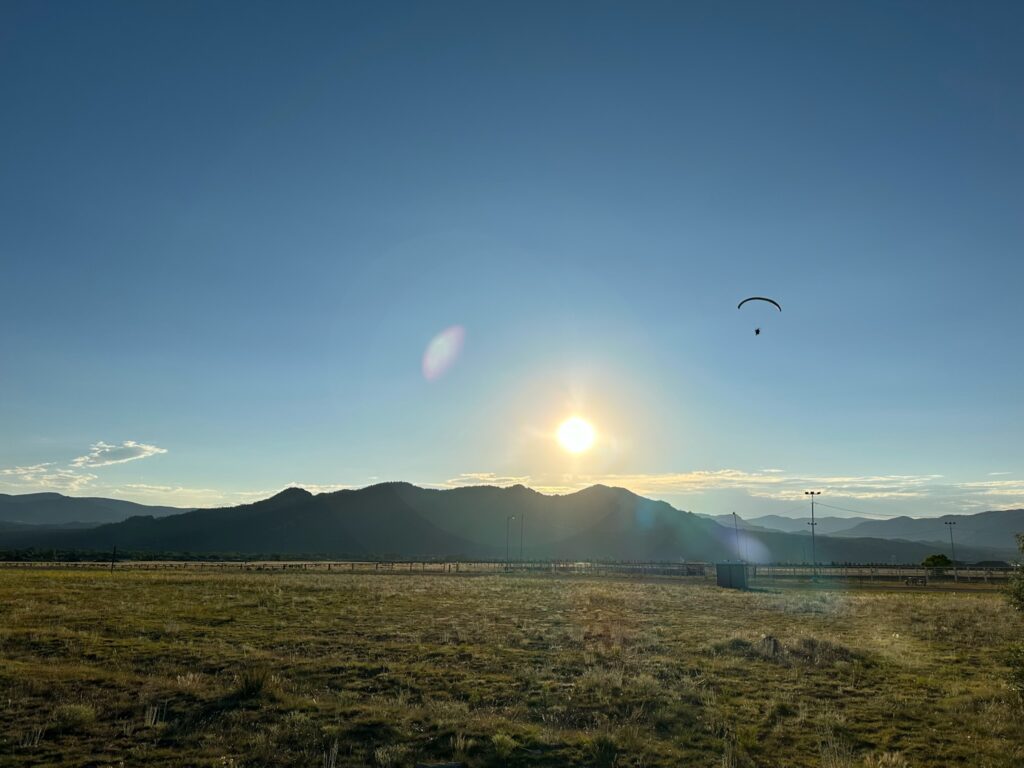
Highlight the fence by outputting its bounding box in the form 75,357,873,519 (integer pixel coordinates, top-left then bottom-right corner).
0,559,1014,583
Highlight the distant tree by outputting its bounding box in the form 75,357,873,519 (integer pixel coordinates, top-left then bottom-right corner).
922,553,952,568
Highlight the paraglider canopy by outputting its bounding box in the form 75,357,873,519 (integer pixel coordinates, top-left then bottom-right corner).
737,297,781,311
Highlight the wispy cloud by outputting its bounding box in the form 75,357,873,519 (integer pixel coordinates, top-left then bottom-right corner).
113,483,273,508
439,472,532,488
71,441,167,468
0,463,98,493
1,439,166,497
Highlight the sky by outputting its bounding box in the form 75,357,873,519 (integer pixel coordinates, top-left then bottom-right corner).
1,1,1022,517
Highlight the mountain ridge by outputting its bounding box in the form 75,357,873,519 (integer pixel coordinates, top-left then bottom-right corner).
1,484,1018,562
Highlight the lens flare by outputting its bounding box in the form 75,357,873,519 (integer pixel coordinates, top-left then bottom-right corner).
422,325,465,381
557,417,595,453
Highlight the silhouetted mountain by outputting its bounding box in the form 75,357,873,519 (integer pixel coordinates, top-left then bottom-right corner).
829,509,1024,551
2,484,1017,563
0,492,189,526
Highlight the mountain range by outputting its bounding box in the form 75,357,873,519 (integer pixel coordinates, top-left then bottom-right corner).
1,484,1019,563
710,509,1024,552
0,492,187,526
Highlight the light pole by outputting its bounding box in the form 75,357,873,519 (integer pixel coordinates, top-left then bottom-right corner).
520,510,525,568
805,491,821,579
732,512,741,561
506,515,515,571
945,520,957,583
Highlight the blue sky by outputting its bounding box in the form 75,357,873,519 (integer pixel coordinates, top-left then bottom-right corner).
1,1,1022,516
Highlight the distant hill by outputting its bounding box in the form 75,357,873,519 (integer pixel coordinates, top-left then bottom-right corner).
708,513,873,536
0,492,189,527
2,484,1017,563
830,509,1024,552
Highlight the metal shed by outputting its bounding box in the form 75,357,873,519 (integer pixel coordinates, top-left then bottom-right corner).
716,562,748,590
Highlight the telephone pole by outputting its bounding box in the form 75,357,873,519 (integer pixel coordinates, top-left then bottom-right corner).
805,491,821,579
732,512,742,561
945,520,957,583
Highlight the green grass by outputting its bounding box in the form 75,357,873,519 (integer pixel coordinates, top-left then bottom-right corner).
0,569,1020,767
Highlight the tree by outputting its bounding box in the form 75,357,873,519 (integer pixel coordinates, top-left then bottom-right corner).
922,553,952,568
1008,534,1024,708
1009,533,1024,613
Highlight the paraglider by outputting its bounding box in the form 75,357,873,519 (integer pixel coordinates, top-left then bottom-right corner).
738,297,781,336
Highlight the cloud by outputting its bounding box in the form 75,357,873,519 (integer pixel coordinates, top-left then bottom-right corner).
0,463,97,493
440,472,532,488
71,441,167,468
954,479,1024,497
113,483,272,508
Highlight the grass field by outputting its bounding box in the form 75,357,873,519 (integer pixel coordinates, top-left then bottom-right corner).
0,569,1020,767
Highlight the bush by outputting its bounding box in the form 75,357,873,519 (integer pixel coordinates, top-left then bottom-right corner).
922,554,952,568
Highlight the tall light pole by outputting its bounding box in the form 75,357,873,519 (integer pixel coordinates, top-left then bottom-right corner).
805,491,821,579
520,510,525,568
732,512,741,561
506,515,515,571
945,520,957,583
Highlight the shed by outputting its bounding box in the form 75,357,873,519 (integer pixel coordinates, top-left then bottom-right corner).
716,562,748,590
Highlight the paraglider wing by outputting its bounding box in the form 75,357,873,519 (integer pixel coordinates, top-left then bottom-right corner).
737,296,782,312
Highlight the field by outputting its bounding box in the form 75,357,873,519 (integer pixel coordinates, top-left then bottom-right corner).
0,569,1020,767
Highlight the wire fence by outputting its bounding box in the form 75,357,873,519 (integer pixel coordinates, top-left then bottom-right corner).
0,558,1015,584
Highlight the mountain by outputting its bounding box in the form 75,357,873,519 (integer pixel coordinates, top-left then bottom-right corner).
829,509,1024,551
0,492,189,527
708,513,872,536
2,484,1018,563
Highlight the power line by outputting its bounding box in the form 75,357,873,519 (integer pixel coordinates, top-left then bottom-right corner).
813,501,921,519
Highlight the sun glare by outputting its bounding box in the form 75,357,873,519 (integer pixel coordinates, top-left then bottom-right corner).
557,417,596,453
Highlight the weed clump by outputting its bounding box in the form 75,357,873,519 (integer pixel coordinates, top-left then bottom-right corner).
53,703,96,732
583,730,618,768
373,743,408,767
711,634,862,667
233,668,277,700
863,752,911,767
491,732,517,761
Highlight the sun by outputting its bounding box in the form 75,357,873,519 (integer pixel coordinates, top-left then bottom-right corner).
557,417,596,454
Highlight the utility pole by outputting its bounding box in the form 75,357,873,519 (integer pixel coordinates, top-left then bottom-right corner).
945,520,957,583
732,512,741,561
805,491,821,580
505,515,515,571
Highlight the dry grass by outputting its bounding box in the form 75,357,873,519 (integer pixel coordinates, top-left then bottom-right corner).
0,569,1020,766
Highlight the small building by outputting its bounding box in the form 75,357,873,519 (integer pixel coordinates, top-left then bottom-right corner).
716,562,748,590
